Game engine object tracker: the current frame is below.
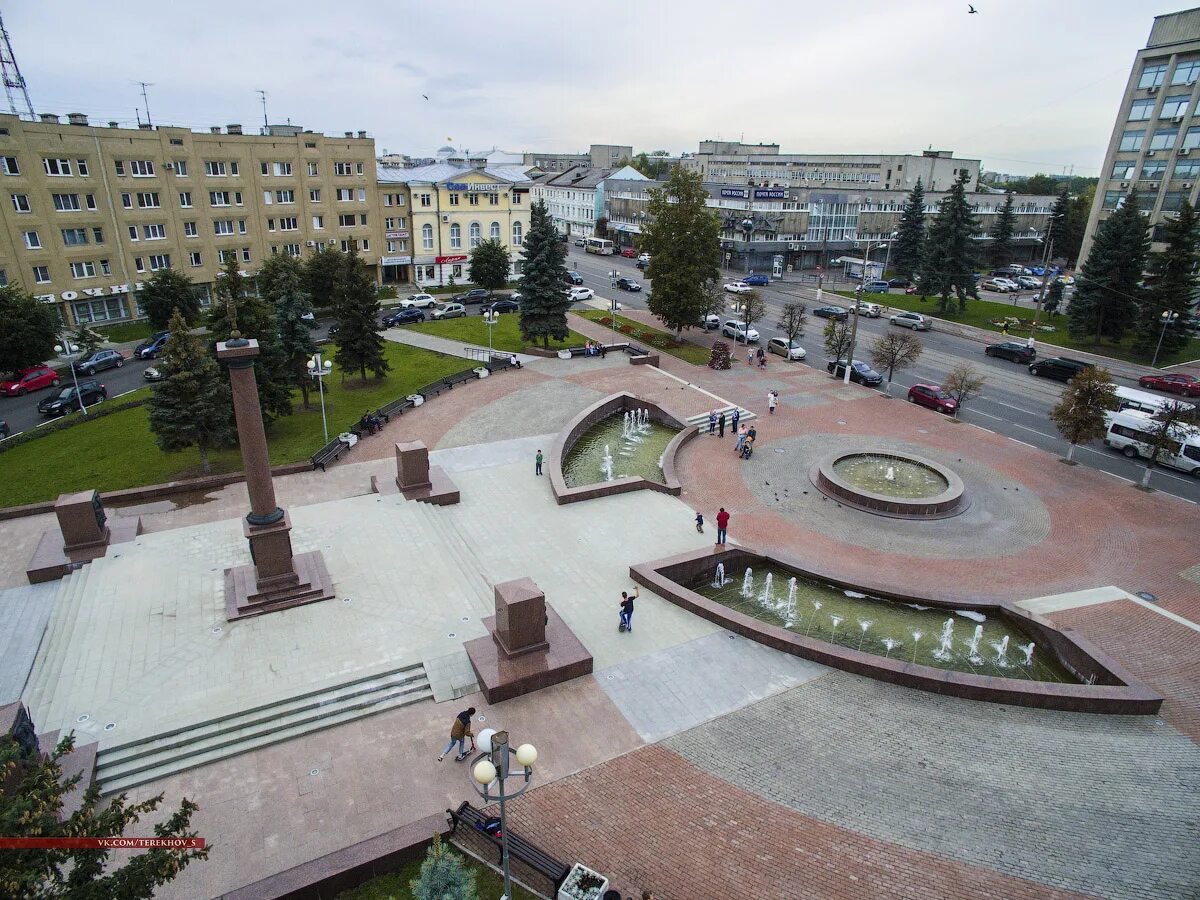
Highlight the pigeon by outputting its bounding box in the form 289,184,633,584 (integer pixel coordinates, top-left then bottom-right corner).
764,481,770,486
968,4,978,12
422,94,430,100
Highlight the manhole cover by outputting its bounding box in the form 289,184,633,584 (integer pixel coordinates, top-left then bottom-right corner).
343,597,352,604
76,714,89,723
461,616,469,622
774,448,785,453
104,723,116,732
211,626,222,634
310,768,320,777
1135,591,1159,603
607,674,615,680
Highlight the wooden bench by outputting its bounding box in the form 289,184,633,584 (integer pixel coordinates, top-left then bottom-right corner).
446,801,570,892
375,396,414,423
310,437,350,472
443,369,479,388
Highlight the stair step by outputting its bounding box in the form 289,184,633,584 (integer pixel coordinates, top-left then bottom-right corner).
411,503,493,615
24,568,90,718
42,558,110,730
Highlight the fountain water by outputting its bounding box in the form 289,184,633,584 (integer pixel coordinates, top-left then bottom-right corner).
830,614,843,643
882,638,899,658
991,635,1010,667
911,630,923,662
758,572,774,609
885,466,896,481
740,567,754,599
804,600,822,636
1021,642,1035,666
857,619,873,651
601,444,615,482
933,618,954,661
713,562,726,588
784,578,798,626
966,624,984,663
640,408,649,427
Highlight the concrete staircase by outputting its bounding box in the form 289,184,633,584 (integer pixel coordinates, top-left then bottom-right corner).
95,662,431,795
22,566,91,723
409,501,494,616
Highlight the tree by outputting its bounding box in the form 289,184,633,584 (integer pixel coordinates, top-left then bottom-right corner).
1061,185,1094,267
303,246,344,311
891,179,926,281
518,199,572,348
776,302,808,345
870,332,923,394
410,832,477,900
738,290,767,338
258,254,317,408
332,248,390,381
594,216,608,238
641,167,721,336
1132,199,1198,361
990,193,1016,265
71,320,102,356
943,363,986,414
1048,366,1117,463
1044,280,1064,316
1134,401,1199,488
147,310,235,475
1068,189,1148,346
917,171,981,314
0,284,59,378
823,318,853,364
139,268,200,332
0,731,209,899
468,239,511,293
1049,186,1070,258
630,152,670,180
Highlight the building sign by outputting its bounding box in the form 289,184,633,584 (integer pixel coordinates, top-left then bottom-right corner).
444,182,503,192
35,282,143,303
720,188,748,199
385,230,410,239
435,255,468,264
754,189,787,200
380,256,412,266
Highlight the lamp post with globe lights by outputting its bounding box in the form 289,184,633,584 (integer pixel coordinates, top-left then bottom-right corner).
1152,310,1181,369
53,337,86,415
306,352,332,443
470,728,538,900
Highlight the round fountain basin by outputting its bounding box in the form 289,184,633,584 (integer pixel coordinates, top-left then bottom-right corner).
562,413,679,488
812,449,965,518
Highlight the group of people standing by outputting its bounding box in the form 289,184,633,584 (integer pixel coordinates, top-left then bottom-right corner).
748,346,768,369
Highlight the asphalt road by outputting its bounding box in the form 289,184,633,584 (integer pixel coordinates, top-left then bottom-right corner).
565,248,1200,504
0,354,157,438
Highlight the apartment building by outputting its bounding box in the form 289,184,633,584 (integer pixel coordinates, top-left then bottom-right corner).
531,164,649,238
1081,7,1200,263
0,113,380,326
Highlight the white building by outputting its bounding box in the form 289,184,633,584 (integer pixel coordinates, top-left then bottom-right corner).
532,164,648,238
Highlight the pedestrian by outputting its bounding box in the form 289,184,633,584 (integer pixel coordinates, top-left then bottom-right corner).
509,353,521,369
768,391,778,415
600,343,608,358
619,587,639,632
535,449,543,476
747,348,754,366
731,408,741,432
748,425,757,444
718,410,726,437
735,424,748,453
716,507,730,545
438,707,476,761
695,511,704,533
708,410,717,435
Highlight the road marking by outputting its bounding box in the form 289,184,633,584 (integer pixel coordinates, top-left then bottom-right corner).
1007,437,1037,449
112,389,138,400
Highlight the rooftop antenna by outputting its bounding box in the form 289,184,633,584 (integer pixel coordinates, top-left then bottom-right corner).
257,89,268,130
136,81,154,126
0,12,34,118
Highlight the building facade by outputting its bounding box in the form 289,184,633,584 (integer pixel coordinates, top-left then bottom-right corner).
531,164,648,238
0,113,380,327
1080,8,1200,264
523,144,633,173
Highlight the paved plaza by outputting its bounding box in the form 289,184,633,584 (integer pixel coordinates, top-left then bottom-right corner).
2,311,1199,898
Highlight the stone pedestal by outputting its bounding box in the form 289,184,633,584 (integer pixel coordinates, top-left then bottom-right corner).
390,440,460,506
493,577,548,657
26,491,141,584
55,490,108,553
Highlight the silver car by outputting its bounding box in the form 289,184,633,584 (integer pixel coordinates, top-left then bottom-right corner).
889,312,930,331
767,338,806,360
431,302,466,320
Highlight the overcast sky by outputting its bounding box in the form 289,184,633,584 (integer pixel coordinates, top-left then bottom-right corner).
8,1,1169,176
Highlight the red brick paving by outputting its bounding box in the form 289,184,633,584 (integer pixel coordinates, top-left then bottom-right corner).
502,744,1096,900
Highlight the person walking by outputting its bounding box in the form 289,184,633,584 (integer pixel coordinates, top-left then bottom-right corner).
535,449,543,476
708,410,717,435
718,410,726,437
735,423,748,453
747,348,754,366
438,707,476,761
768,391,778,415
731,408,741,433
695,511,704,533
619,587,639,632
716,507,730,545
748,425,757,445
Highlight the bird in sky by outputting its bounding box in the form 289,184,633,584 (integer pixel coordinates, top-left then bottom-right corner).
422,94,429,100
968,4,978,12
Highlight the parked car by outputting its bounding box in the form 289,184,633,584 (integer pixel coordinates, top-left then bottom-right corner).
721,320,760,343
980,279,1010,293
767,338,806,360
300,312,320,330
327,323,340,337
72,349,123,375
744,274,769,286
1138,373,1200,397
993,277,1021,292
38,380,106,416
619,247,637,258
453,288,492,305
907,383,958,414
1029,356,1093,382
997,264,1032,278
134,331,170,359
483,299,520,315
698,313,720,330
985,341,1036,363
635,258,649,270
383,307,426,326
851,302,882,318
1015,276,1041,290
0,420,8,438
812,305,848,321
574,237,586,247
400,293,437,309
888,277,911,288
638,252,651,264
827,359,883,386
562,271,584,285
723,281,752,294
568,286,595,301
889,311,930,331
616,277,641,292
1,366,60,396
143,366,164,382
863,280,891,293
430,302,466,320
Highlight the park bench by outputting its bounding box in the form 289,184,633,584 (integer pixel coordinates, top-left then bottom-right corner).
446,801,570,892
416,380,450,400
310,437,350,472
374,396,414,423
443,369,479,388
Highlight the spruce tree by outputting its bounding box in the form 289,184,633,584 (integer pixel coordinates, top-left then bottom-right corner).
140,267,200,331
0,284,58,377
148,310,235,474
1044,280,1064,316
1068,190,1148,346
990,193,1016,265
891,179,926,281
1061,186,1094,267
410,833,477,900
518,199,572,348
917,171,981,314
640,167,721,336
1132,200,1198,361
468,238,511,293
258,254,318,407
332,247,390,381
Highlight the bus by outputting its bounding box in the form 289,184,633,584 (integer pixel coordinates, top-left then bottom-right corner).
585,237,614,255
1112,385,1194,418
1104,409,1200,477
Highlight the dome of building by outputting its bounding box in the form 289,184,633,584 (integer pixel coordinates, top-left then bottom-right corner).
436,145,457,160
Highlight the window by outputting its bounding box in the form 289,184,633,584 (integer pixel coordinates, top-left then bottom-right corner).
10,193,28,212
85,193,96,210
144,254,169,272
422,223,433,249
53,193,80,211
450,223,461,248
92,227,104,243
234,191,243,206
241,248,250,262
174,160,188,176
22,230,40,249
1150,127,1179,150
1111,160,1136,179
189,251,202,267
1161,95,1191,118
130,160,155,177
336,188,353,201
1119,130,1145,152
357,188,366,201
277,216,297,231
128,225,139,241
385,217,396,229
134,257,145,272
238,219,246,234
184,221,198,237
512,191,522,204
43,158,71,176
309,189,321,202
386,240,398,252
469,222,481,248
261,161,269,176
512,221,523,245
33,265,50,283
338,214,356,227
1173,58,1200,85
1102,190,1125,210
340,239,352,252
334,161,353,176
231,162,239,175
70,261,97,278
1185,127,1200,149
205,160,227,176
0,269,6,286
137,192,161,208
0,156,18,175
267,219,275,231
274,161,292,176
62,228,88,246
214,219,234,235
1174,158,1200,178
307,162,319,177
452,264,462,278
449,193,459,206
72,297,126,323
179,191,192,207
143,224,166,240
488,193,499,205
210,190,231,206
468,193,479,206
312,215,324,229
219,249,236,264
1162,191,1187,211
114,160,126,176
359,213,367,226
1140,63,1168,89
99,259,110,275
275,190,294,203
284,243,301,257
1141,160,1167,180
489,221,500,240
356,162,364,175
121,193,132,209
419,193,431,207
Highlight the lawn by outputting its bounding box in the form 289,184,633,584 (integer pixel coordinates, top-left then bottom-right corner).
408,312,585,354
0,341,468,508
835,289,1200,366
573,309,712,366
95,321,157,344
336,847,539,900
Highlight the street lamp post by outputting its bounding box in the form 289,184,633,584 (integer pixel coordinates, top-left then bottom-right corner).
608,269,620,341
881,230,899,281
53,336,87,415
1151,310,1181,368
306,352,332,443
482,310,499,354
842,238,874,385
470,730,538,900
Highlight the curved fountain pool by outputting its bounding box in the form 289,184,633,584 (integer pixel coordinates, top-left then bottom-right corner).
814,449,965,518
562,408,679,488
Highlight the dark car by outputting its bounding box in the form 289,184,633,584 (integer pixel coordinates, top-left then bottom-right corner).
813,305,848,321
483,299,520,315
616,277,641,292
38,380,106,416
453,288,492,305
985,341,1036,363
72,349,123,375
383,307,425,326
744,274,769,286
562,271,584,286
907,383,958,414
827,359,883,386
888,277,911,288
1029,357,1093,382
134,331,170,359
635,258,649,270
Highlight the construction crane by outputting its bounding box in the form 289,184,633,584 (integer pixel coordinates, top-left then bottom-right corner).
0,12,33,118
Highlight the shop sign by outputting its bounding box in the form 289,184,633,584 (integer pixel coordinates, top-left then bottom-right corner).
720,188,748,199
385,230,410,239
380,256,412,265
435,255,468,264
754,189,787,200
35,282,143,303
445,182,503,192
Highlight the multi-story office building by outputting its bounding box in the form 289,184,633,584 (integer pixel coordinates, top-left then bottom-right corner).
1081,8,1200,264
531,164,649,238
0,113,380,327
523,144,633,173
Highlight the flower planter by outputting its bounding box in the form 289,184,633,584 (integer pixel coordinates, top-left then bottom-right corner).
407,394,424,406
474,366,490,378
558,349,573,360
557,863,609,900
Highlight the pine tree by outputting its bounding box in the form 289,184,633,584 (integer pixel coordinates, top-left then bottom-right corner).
1048,366,1117,463
1132,199,1198,361
0,284,59,377
332,246,390,380
518,199,572,348
990,193,1016,265
139,267,200,331
258,253,318,407
148,310,235,474
410,833,477,900
917,171,981,314
468,239,511,293
891,179,926,281
640,167,721,336
1044,280,1064,316
1068,189,1148,346
1049,186,1070,258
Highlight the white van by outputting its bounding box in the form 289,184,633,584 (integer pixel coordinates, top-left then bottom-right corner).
1104,410,1200,476
1110,385,1195,418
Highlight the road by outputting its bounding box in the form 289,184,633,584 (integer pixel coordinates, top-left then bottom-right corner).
565,248,1200,504
0,354,157,438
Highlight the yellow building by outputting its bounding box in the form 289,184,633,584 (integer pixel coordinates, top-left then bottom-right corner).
377,148,532,287
0,113,381,326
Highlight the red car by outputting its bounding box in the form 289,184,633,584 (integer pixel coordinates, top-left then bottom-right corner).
619,247,636,258
1138,373,1200,397
907,383,958,414
1,366,61,397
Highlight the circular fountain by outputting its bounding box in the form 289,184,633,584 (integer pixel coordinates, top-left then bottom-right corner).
812,449,965,518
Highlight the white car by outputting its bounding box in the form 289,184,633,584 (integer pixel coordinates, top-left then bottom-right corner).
724,282,752,294
767,337,806,360
890,311,931,331
852,302,882,318
721,320,760,343
638,253,651,263
991,278,1021,293
400,293,437,309
430,302,466,320
699,313,720,330
568,287,594,301
1015,276,1040,290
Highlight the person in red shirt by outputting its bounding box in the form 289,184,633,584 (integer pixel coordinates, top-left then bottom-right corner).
716,507,730,545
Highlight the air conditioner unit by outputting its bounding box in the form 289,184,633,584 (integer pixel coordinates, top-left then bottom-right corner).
1182,148,1192,155
306,240,316,247
1147,150,1157,156
1186,183,1194,189
1121,182,1130,187
327,239,336,246
442,214,449,222
164,162,175,170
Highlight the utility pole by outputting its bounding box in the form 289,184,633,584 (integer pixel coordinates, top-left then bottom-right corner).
1029,217,1056,344
843,237,872,384
137,81,154,127
0,12,34,118
257,90,268,131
